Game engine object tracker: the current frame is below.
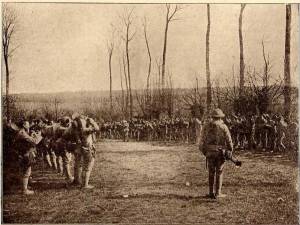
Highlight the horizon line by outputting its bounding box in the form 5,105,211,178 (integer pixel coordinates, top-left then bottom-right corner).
6,85,298,95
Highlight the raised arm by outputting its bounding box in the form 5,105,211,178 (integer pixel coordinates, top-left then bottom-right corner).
81,118,100,134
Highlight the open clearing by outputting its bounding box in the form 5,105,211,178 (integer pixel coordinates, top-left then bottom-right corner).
2,140,298,224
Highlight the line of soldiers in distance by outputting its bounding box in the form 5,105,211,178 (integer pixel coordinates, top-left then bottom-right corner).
100,113,298,152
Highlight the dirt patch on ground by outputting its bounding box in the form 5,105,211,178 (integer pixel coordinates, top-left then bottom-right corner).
2,140,298,224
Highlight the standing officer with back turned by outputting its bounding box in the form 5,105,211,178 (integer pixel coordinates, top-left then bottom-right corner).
199,108,234,199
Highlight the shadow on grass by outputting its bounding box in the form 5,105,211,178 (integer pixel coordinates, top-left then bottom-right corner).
105,193,218,203
31,180,68,191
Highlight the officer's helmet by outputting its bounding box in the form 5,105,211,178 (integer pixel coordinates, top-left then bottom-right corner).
211,108,225,118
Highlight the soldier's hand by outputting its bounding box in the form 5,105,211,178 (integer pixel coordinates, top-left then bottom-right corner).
225,150,232,159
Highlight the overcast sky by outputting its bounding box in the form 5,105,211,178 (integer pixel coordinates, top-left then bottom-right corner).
3,3,299,94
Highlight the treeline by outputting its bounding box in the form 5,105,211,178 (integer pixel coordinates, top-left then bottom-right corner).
3,85,298,123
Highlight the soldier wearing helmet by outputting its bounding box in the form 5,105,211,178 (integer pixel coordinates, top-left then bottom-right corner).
122,120,130,142
73,116,99,189
199,108,234,199
14,120,38,195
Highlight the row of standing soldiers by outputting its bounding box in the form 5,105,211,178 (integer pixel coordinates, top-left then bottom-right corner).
99,114,298,152
3,112,298,195
225,113,298,152
3,114,99,195
100,118,202,143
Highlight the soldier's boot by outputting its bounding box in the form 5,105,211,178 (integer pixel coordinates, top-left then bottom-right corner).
22,177,34,195
206,169,215,199
73,158,82,185
63,164,74,183
215,171,226,198
82,171,94,189
82,158,95,189
45,154,52,168
73,167,82,185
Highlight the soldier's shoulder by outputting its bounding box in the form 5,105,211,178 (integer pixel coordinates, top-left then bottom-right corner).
216,120,230,130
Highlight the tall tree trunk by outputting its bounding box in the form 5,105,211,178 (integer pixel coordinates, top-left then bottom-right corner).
162,17,169,91
126,29,133,119
144,24,152,95
122,55,129,118
119,58,125,114
109,51,113,112
4,55,10,120
161,16,169,113
239,4,246,97
284,4,291,119
206,4,212,112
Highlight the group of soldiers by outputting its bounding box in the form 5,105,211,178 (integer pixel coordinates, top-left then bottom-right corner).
3,110,298,196
225,113,298,152
199,108,298,199
100,117,202,143
99,113,298,153
3,114,99,195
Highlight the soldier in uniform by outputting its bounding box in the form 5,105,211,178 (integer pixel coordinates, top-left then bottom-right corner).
194,117,202,145
122,120,130,142
74,116,99,189
199,108,234,199
14,120,38,195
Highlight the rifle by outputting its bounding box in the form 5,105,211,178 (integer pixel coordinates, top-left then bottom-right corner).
219,149,242,167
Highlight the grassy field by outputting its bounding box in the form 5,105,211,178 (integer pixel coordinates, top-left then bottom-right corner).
2,140,299,224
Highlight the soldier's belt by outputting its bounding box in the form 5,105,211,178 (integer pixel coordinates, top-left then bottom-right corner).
206,144,224,152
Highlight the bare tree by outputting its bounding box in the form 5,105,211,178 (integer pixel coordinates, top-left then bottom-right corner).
142,17,152,95
161,4,182,112
122,53,129,117
261,40,271,87
212,78,222,108
2,4,17,121
283,4,291,119
239,4,246,97
118,56,125,115
206,4,212,111
247,43,283,114
155,58,162,94
181,77,205,117
107,27,115,112
120,8,136,119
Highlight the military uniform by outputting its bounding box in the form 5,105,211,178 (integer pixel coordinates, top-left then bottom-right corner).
122,120,130,142
40,125,57,170
199,109,234,199
14,122,38,195
74,117,99,189
275,116,287,151
195,118,202,145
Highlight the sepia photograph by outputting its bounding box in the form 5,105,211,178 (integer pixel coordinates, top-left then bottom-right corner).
1,2,299,224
